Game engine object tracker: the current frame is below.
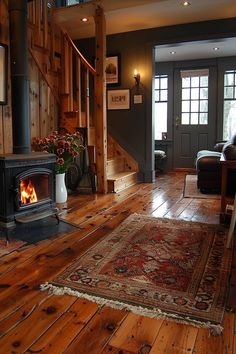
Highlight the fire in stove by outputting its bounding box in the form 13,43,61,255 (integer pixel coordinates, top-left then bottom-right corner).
20,179,38,205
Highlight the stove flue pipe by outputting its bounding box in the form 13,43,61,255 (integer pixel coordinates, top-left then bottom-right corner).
9,0,31,154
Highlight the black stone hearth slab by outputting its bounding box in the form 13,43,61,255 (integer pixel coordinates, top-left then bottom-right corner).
0,217,79,244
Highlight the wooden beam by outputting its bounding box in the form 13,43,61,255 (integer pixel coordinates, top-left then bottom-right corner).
94,6,107,193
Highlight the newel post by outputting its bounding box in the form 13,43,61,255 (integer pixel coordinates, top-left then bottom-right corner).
94,6,107,194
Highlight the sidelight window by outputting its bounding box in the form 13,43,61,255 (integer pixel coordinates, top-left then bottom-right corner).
223,70,236,140
154,74,168,140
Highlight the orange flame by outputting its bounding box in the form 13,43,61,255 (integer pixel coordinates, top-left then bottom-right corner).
20,180,38,204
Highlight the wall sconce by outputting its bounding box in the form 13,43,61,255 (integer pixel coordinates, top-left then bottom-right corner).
134,69,140,86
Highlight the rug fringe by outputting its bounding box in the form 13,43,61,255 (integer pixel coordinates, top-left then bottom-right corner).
40,282,223,336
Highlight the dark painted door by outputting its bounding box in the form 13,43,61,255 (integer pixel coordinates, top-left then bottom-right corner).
173,67,217,168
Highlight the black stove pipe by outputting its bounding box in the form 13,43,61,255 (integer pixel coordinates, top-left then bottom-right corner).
8,0,31,154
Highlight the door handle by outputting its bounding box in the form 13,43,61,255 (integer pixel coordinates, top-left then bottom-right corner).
175,116,181,128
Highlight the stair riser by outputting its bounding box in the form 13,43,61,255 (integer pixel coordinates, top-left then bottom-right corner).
107,158,125,176
108,173,137,193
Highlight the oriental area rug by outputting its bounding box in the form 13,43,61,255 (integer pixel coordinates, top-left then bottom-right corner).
183,174,220,199
41,214,232,335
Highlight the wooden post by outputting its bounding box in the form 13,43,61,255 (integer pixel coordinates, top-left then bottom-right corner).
94,6,107,193
84,68,90,129
76,57,82,127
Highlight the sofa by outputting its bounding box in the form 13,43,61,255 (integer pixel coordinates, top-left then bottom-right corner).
196,135,236,194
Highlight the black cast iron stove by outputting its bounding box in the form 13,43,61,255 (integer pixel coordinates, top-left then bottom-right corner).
0,2,58,230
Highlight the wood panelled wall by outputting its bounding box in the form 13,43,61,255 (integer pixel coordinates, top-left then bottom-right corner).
0,0,12,154
0,0,60,154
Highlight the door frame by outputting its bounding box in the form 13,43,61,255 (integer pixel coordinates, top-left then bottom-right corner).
172,63,217,168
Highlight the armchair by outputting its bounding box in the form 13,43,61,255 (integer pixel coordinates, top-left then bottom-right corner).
196,134,236,194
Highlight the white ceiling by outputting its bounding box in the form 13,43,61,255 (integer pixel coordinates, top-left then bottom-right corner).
54,0,236,61
155,37,236,62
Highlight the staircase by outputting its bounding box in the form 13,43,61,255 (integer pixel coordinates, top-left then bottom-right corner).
27,0,139,194
107,135,138,193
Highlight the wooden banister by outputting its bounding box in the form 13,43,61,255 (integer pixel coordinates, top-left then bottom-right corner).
62,31,96,75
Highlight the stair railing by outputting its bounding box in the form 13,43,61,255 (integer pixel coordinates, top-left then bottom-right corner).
60,30,96,131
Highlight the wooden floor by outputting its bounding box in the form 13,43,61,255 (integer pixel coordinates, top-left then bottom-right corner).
0,172,235,353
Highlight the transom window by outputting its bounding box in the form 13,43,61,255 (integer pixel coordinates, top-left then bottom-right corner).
154,74,168,140
181,69,209,125
223,70,236,140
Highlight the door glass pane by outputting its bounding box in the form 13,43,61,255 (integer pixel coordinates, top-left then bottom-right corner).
182,88,190,100
182,101,190,112
223,70,236,140
200,100,208,112
200,88,208,99
182,113,189,124
200,76,208,87
200,113,208,125
190,113,198,125
182,77,190,88
191,101,198,112
181,69,209,126
191,77,199,87
191,88,199,100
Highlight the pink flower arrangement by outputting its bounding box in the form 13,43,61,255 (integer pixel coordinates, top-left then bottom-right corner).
32,130,84,174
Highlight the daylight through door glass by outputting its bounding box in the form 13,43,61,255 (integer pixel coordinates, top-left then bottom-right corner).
180,69,209,125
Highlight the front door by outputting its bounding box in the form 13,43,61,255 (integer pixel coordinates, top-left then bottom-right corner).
173,67,217,168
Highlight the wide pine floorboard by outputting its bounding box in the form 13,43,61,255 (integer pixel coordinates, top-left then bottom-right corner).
0,172,235,354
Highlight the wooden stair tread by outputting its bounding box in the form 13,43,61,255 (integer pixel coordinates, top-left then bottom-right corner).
107,171,137,181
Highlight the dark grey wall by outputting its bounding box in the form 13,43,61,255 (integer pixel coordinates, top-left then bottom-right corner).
77,18,236,181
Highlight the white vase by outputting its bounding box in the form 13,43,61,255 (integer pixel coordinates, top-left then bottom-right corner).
56,173,68,203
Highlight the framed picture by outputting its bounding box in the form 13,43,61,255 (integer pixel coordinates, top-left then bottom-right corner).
0,43,7,105
105,55,120,86
162,132,167,140
107,89,130,110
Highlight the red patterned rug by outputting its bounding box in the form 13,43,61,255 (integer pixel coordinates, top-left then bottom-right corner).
41,214,232,334
0,237,26,257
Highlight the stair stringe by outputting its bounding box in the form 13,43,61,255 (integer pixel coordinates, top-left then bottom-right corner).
107,135,138,193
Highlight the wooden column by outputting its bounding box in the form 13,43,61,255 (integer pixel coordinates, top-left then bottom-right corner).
94,6,107,193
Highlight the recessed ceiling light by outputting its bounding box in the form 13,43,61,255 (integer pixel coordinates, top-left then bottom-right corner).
170,51,176,55
182,1,191,6
213,47,219,51
81,17,88,22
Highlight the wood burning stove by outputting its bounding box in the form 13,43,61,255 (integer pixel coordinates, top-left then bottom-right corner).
0,152,56,228
1,2,58,230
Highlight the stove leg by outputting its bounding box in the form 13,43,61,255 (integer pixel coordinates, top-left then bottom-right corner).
55,213,60,224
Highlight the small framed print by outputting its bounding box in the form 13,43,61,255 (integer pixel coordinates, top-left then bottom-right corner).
162,132,167,140
105,55,120,86
107,89,130,110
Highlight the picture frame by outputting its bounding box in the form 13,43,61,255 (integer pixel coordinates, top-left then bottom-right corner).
107,89,130,110
105,55,120,86
0,43,7,105
162,132,167,140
